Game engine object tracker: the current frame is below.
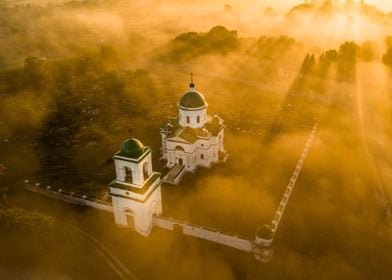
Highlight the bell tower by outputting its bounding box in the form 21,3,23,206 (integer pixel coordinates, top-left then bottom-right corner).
109,131,162,236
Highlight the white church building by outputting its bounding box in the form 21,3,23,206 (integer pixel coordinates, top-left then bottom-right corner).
109,133,163,236
160,79,227,184
108,77,227,234
25,75,276,262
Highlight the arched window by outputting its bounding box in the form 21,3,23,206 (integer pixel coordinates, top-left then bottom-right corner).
175,145,185,151
196,115,200,123
124,209,135,230
186,116,190,124
124,167,133,184
200,154,204,160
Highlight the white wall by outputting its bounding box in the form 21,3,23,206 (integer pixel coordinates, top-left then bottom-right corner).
179,107,207,128
112,185,162,236
25,183,114,213
114,152,153,186
152,216,253,252
164,135,220,170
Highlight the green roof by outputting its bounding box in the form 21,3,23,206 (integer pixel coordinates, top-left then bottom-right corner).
116,138,147,158
178,127,208,143
163,115,224,143
179,90,207,109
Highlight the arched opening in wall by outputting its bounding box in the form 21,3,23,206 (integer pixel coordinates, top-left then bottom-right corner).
186,116,190,124
175,146,185,166
200,154,204,160
175,146,185,152
124,167,133,184
196,115,200,123
124,209,135,230
143,161,150,181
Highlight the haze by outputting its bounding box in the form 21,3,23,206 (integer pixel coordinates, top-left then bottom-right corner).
1,0,392,279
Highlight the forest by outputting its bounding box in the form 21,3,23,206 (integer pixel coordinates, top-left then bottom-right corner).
1,0,392,279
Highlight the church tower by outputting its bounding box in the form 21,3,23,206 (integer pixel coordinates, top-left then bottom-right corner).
178,74,208,129
109,131,162,236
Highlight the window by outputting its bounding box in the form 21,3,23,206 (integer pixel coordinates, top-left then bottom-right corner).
201,154,204,160
175,146,185,151
186,116,190,124
124,167,133,184
125,192,130,196
196,115,200,123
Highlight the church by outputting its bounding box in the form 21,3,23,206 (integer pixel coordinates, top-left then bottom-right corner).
160,77,227,184
108,76,227,234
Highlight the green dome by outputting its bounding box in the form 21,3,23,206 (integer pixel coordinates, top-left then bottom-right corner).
119,138,145,158
179,89,207,109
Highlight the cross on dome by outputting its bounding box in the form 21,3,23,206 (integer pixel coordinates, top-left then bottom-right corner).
189,72,195,88
128,128,133,139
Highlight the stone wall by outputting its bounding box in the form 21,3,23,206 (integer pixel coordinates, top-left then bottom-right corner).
25,181,113,213
152,215,252,252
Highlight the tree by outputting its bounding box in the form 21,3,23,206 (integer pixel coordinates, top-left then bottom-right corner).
300,54,316,75
382,37,392,67
336,41,359,82
24,56,46,89
360,41,376,62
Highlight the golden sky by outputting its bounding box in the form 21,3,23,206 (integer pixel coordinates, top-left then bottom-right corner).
260,0,392,12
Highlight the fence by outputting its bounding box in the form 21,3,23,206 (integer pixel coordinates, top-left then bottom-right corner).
152,215,253,252
24,180,113,213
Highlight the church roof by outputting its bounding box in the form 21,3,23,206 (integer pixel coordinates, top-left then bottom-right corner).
179,84,207,109
116,137,149,159
177,127,209,143
162,115,224,144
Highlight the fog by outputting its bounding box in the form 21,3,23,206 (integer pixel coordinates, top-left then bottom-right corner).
1,0,392,279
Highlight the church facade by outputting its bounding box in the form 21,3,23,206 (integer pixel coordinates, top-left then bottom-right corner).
160,81,227,179
109,135,162,236
108,77,227,231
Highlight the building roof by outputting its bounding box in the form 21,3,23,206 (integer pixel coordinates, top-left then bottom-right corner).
163,118,223,144
177,127,209,143
179,85,207,109
116,137,148,158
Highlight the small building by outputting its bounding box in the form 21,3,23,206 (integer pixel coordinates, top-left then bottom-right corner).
160,80,227,184
109,134,162,236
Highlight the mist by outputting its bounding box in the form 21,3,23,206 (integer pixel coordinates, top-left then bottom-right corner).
1,0,392,279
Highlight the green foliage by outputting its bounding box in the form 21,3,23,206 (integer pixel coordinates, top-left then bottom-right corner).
159,26,240,62
0,208,67,245
316,50,338,77
337,41,359,82
382,49,392,66
382,36,392,66
288,3,314,15
359,41,376,62
339,41,359,61
385,36,392,49
300,54,316,74
0,67,27,93
317,0,334,15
